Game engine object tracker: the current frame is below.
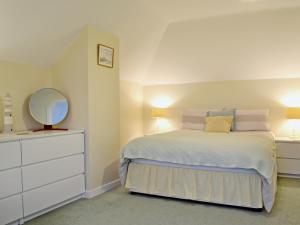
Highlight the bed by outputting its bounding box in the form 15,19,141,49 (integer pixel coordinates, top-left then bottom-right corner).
120,109,277,212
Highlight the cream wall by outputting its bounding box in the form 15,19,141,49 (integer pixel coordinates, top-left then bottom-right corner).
4,6,300,192
120,80,143,148
143,78,300,137
142,7,300,137
52,27,91,187
0,26,121,191
52,26,120,190
52,28,89,131
87,26,120,188
0,60,52,131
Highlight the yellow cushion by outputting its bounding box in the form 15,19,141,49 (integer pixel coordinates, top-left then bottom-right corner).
204,116,233,133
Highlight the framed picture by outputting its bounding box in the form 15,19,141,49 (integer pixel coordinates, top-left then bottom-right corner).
97,44,114,68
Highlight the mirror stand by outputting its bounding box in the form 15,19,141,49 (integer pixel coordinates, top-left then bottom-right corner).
33,125,68,132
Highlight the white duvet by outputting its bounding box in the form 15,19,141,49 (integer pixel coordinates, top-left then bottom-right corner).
120,130,277,211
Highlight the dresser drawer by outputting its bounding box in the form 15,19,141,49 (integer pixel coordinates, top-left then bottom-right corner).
277,142,300,159
22,133,84,165
0,194,23,225
0,141,21,171
23,174,85,216
278,158,300,174
0,168,22,199
22,154,85,191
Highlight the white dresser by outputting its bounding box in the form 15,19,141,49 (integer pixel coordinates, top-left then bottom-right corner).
276,137,300,178
0,130,85,225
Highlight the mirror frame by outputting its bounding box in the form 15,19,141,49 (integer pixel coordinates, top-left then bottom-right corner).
29,88,69,131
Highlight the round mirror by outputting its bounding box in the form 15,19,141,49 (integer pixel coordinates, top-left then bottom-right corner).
29,88,69,126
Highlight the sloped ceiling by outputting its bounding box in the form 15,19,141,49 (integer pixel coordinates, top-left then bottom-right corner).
1,0,300,84
144,7,300,84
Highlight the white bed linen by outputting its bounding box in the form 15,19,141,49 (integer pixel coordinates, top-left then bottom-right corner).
132,159,258,174
121,130,276,183
120,130,277,212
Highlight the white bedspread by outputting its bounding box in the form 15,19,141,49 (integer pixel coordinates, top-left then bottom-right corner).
120,130,277,211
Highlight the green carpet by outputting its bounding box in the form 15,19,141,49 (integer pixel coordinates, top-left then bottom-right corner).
26,178,300,225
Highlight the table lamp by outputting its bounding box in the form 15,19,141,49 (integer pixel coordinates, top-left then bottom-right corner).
152,108,167,133
286,107,300,139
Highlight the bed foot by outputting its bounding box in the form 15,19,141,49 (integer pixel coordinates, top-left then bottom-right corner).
127,191,264,212
250,207,264,212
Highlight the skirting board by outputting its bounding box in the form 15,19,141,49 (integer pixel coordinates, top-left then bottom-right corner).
278,173,300,179
84,179,120,199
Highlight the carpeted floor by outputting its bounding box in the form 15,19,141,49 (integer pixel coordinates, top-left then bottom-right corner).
26,178,300,225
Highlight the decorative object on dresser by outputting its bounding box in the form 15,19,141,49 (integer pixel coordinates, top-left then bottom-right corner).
0,130,85,225
29,88,69,131
276,137,300,178
3,93,13,133
285,107,300,139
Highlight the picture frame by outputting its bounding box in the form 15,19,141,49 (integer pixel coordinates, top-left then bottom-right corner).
97,44,114,68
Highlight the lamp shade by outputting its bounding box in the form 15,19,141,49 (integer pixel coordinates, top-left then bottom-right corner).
286,107,300,119
152,108,167,118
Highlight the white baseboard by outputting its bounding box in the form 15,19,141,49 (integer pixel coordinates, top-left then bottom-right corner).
278,173,300,179
84,179,120,199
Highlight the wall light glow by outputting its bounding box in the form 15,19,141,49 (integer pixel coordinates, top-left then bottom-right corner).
150,96,175,134
281,92,300,107
151,96,174,108
282,119,300,137
155,118,172,133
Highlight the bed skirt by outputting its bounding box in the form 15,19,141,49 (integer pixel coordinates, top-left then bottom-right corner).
125,162,264,209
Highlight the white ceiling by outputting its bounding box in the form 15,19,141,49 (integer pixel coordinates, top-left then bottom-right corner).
1,0,300,84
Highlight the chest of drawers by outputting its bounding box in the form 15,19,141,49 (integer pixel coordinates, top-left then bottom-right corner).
276,137,300,178
0,130,85,225
0,140,22,225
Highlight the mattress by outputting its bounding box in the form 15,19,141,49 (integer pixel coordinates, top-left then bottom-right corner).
132,159,258,174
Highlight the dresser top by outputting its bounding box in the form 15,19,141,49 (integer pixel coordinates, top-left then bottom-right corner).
275,136,300,143
0,130,84,143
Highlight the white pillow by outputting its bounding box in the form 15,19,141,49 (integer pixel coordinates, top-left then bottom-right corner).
181,109,209,130
235,109,270,131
